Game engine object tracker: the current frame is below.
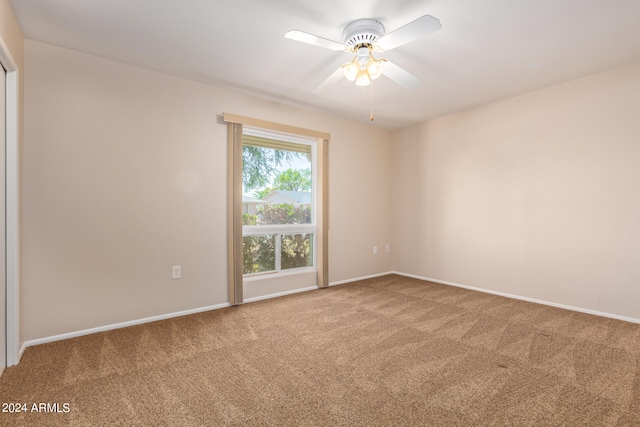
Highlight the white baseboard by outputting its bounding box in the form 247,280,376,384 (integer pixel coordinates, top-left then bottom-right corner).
22,302,232,350
20,273,393,351
22,270,639,355
329,271,394,287
18,342,27,361
244,286,319,303
392,271,640,325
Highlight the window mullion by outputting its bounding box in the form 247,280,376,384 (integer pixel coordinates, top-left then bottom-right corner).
275,234,282,272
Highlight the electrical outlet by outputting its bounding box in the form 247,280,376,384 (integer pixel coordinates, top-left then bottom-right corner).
386,244,390,252
373,246,378,255
172,266,181,279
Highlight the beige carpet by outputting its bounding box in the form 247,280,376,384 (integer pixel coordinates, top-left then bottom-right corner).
1,274,639,426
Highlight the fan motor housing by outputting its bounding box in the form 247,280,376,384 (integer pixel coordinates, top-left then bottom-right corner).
343,19,385,49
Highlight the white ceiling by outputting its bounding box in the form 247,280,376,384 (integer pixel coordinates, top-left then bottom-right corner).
10,0,640,129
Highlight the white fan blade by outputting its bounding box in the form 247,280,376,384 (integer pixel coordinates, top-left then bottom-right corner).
285,30,346,51
376,15,442,51
381,60,421,89
313,67,345,93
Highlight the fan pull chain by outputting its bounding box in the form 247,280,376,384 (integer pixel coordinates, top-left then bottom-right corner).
370,78,374,122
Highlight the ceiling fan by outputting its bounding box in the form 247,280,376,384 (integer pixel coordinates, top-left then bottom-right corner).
285,15,442,92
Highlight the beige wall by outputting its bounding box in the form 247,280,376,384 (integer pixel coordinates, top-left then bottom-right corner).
23,40,393,341
392,60,640,320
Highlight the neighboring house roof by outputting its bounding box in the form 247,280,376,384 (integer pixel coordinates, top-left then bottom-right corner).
242,195,264,204
262,190,311,204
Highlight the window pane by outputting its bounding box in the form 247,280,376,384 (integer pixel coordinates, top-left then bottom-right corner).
281,234,313,270
242,235,275,274
242,143,312,226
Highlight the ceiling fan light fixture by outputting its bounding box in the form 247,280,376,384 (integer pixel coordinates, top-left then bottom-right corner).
367,57,383,79
355,69,371,86
342,61,359,81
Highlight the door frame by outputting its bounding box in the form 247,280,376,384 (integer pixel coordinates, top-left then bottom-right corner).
0,36,20,367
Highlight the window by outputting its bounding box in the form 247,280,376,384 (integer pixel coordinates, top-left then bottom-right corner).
224,113,329,305
241,127,316,276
